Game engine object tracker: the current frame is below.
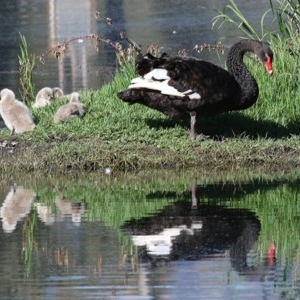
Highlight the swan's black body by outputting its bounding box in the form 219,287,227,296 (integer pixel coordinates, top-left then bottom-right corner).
118,39,273,140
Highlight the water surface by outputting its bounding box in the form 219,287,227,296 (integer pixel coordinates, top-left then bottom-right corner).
0,0,273,96
0,171,300,299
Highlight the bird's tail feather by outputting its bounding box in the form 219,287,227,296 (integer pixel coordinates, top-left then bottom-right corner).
136,52,169,76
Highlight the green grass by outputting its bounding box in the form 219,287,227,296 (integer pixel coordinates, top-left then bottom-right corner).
1,42,300,173
211,0,300,135
1,1,300,173
242,40,300,129
30,41,300,138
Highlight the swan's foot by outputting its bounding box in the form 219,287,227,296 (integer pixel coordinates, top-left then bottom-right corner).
190,112,196,141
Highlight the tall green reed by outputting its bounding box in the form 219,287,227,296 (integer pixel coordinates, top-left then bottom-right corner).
212,0,274,40
18,34,35,104
18,33,35,105
212,0,300,42
269,0,300,39
22,210,38,277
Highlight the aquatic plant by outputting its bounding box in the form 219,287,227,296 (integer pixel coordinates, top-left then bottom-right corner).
22,210,38,277
212,0,300,42
269,0,300,39
212,0,274,40
18,33,36,105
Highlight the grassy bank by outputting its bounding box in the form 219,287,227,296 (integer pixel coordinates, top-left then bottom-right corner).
1,40,300,173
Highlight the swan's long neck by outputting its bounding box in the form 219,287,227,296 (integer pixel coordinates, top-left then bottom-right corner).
226,40,259,109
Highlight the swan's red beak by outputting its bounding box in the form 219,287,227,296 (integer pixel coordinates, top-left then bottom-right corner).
265,54,273,76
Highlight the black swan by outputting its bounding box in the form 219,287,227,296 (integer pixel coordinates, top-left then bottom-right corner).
117,39,273,140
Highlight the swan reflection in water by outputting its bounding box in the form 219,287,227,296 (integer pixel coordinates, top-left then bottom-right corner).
131,222,203,256
122,185,264,271
35,203,55,225
55,197,86,224
0,186,36,233
0,186,86,232
36,197,86,225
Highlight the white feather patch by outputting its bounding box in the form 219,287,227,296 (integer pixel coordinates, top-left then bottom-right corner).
128,68,201,99
144,68,169,81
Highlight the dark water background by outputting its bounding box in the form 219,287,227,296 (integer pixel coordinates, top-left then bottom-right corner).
0,0,274,97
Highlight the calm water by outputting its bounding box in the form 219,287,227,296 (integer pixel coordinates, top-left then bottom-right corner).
0,171,300,299
0,0,273,97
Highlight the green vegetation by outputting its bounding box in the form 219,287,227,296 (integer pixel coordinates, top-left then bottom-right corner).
212,0,300,41
18,34,35,104
212,0,274,40
269,0,300,39
0,1,300,173
22,209,38,276
1,49,300,173
230,182,300,264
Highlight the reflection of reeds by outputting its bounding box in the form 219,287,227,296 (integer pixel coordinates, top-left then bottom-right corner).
55,247,70,266
227,183,300,263
22,210,38,277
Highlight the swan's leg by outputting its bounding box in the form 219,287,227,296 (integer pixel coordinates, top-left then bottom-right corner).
190,112,196,141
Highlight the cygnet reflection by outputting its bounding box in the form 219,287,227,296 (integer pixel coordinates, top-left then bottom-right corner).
0,186,36,233
35,203,55,225
55,197,86,224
